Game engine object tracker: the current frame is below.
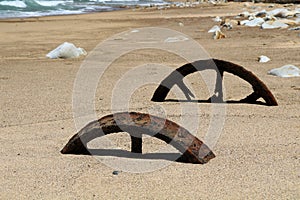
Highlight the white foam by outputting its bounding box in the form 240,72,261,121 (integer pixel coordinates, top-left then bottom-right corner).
0,0,26,8
36,1,67,7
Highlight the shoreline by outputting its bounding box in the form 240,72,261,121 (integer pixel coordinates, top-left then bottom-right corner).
1,0,299,20
0,1,255,21
1,1,298,22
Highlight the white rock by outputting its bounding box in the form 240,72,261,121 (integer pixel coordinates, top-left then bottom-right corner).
259,55,271,63
267,8,299,18
46,42,87,59
242,18,265,27
267,8,289,18
277,19,298,26
213,16,222,22
208,25,221,33
240,20,248,25
178,22,184,27
268,65,300,77
261,21,289,29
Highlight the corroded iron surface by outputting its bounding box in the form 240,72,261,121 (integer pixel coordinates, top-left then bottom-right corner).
61,112,215,164
151,58,278,106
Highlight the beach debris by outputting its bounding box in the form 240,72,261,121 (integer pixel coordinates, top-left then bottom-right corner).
213,30,226,39
259,55,271,63
61,112,215,164
164,36,189,43
46,42,87,59
151,58,278,106
268,65,300,78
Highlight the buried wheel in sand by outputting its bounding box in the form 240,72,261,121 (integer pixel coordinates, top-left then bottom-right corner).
61,112,215,164
151,58,278,106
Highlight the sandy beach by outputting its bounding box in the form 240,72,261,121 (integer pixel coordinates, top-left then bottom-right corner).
0,2,299,199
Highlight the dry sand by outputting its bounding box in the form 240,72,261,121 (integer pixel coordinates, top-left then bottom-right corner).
0,2,299,199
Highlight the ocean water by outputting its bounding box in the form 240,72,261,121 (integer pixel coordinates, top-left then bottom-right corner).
0,0,169,18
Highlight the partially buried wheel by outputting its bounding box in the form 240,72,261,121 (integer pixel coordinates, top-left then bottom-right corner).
151,58,278,106
61,112,215,164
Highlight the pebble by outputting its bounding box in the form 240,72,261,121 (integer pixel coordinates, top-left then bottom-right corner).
112,171,119,175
